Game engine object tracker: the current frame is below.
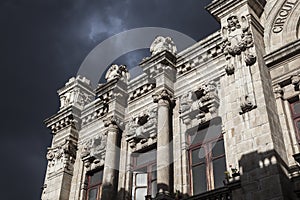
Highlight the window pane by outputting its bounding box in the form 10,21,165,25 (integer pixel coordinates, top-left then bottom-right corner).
90,170,103,186
192,164,207,195
135,150,156,166
135,188,147,200
88,188,98,200
190,123,222,145
151,165,157,180
213,157,226,189
296,120,300,132
212,140,225,157
151,180,157,198
192,147,205,165
136,173,147,186
294,102,300,114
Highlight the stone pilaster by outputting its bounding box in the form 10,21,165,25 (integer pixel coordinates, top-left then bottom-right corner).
42,76,94,200
207,0,295,199
101,116,120,200
153,90,174,197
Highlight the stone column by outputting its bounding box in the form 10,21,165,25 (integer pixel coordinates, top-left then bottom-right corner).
101,117,119,200
153,90,174,198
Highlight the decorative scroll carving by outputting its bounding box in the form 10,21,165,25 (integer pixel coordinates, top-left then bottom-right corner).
46,139,77,174
222,15,257,114
105,64,130,82
273,84,284,99
180,81,220,125
150,36,177,56
126,108,158,149
81,135,107,168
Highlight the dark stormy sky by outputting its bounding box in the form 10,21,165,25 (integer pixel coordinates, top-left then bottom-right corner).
0,0,219,199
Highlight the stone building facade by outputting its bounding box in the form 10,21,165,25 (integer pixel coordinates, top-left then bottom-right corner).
41,0,300,199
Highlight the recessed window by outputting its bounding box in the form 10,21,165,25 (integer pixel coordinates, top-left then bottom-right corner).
132,149,157,199
289,96,300,143
86,170,103,200
188,118,226,195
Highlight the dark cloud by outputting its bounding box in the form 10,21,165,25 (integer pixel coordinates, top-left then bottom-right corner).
0,0,219,199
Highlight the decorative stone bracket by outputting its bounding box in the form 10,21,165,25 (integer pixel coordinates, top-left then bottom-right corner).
126,107,158,149
180,81,219,125
46,139,77,174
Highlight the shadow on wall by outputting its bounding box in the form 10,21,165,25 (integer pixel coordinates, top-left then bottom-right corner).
117,150,299,200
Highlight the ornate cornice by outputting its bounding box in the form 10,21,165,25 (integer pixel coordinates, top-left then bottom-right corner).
44,106,81,134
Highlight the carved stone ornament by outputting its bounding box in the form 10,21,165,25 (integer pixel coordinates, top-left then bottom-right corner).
152,89,174,106
239,95,256,114
150,36,177,56
59,76,94,109
105,64,130,82
273,84,284,99
46,139,77,174
81,135,107,168
180,81,220,125
222,15,257,114
291,74,300,91
222,15,256,75
126,108,158,149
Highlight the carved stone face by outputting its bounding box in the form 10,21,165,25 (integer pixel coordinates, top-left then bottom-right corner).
227,16,240,31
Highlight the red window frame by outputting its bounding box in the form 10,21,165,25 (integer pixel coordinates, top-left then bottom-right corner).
86,169,103,200
289,96,300,143
187,122,226,195
131,149,157,199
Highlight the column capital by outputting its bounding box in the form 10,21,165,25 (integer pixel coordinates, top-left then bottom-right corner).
104,116,123,131
152,89,175,107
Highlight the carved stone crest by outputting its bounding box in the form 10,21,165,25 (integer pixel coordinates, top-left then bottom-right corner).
222,15,256,75
150,36,177,56
105,64,130,82
222,15,257,114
